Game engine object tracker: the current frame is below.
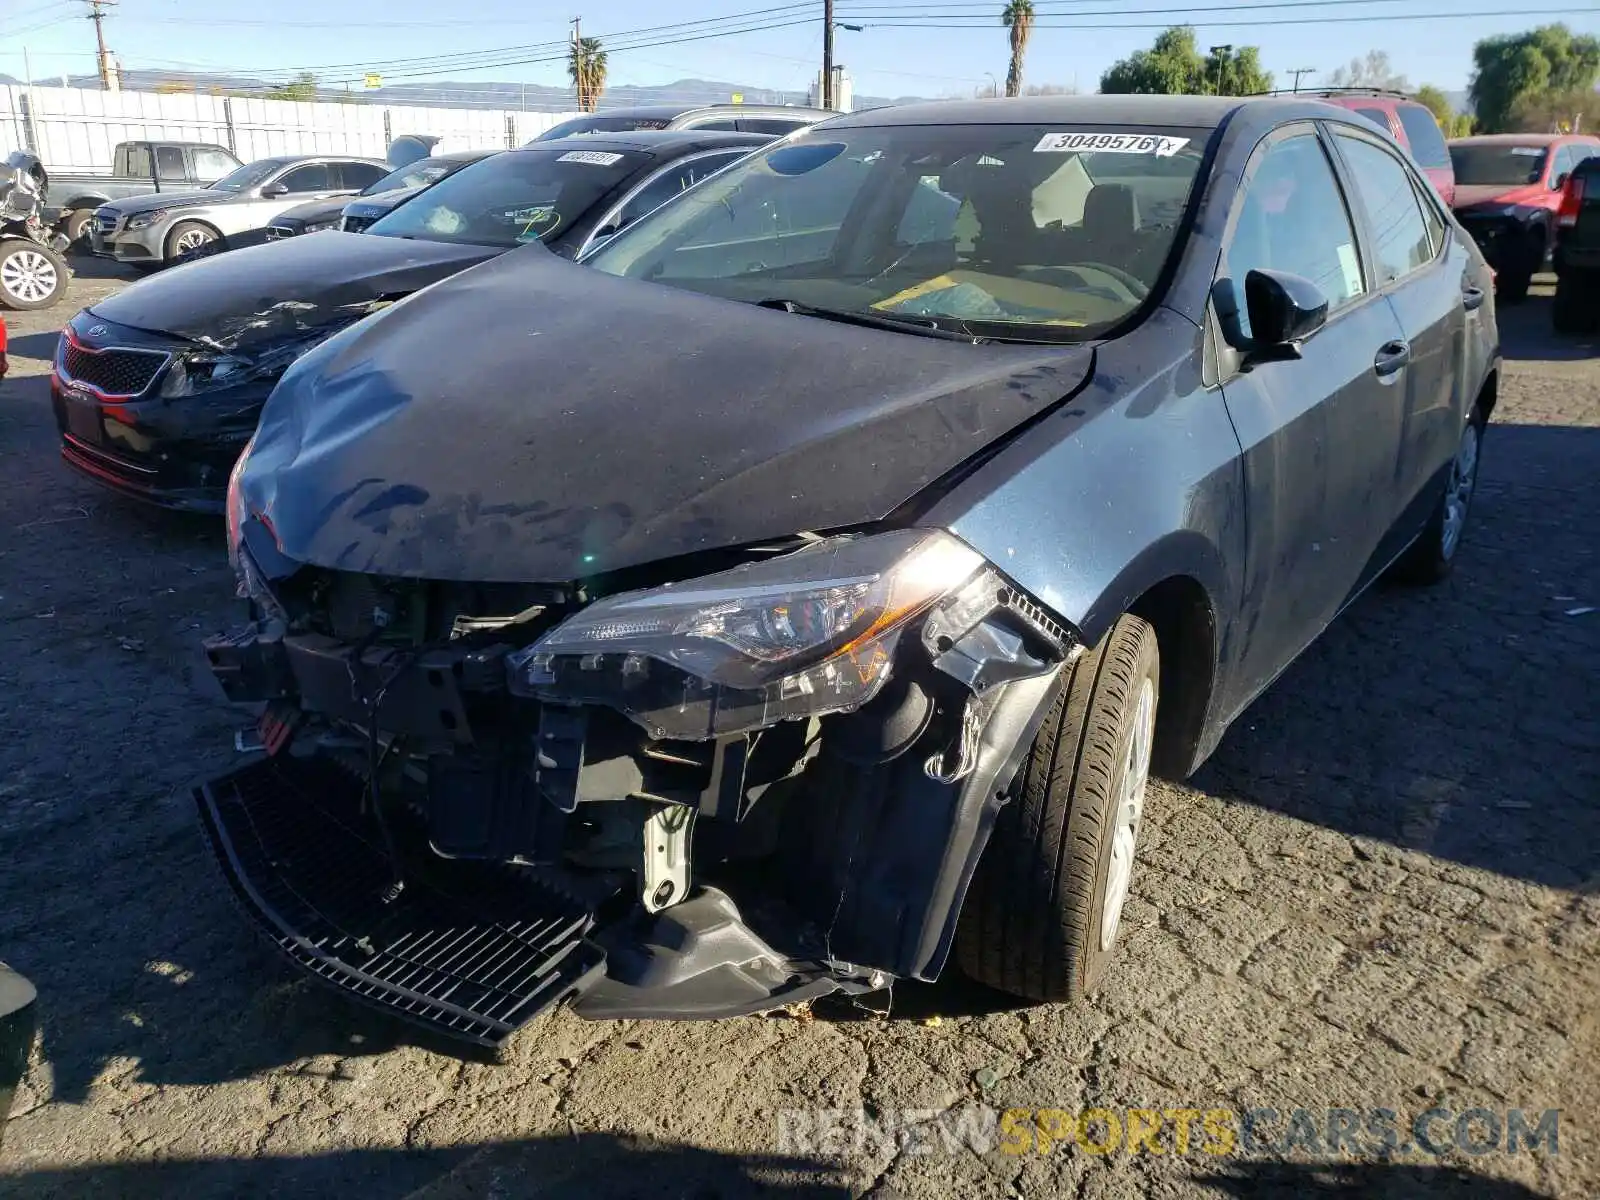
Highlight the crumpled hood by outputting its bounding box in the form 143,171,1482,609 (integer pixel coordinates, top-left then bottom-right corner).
104,189,223,215
87,232,501,352
241,248,1096,583
1454,182,1548,212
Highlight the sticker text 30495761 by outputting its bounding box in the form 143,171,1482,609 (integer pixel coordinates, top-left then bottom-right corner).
1034,132,1190,157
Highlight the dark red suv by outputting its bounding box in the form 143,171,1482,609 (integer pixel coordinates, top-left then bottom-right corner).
1293,89,1456,207
1449,132,1600,302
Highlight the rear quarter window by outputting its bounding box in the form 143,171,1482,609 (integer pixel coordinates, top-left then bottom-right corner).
1354,107,1394,135
1396,104,1450,169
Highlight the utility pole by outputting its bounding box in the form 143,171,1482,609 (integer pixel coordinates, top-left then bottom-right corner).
571,15,584,110
822,0,834,111
83,0,117,90
1288,66,1316,93
1209,45,1232,97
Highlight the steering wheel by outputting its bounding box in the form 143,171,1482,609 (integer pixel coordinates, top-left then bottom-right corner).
1054,261,1150,302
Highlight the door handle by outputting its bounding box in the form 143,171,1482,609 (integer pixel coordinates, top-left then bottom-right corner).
1462,285,1486,311
1374,340,1411,377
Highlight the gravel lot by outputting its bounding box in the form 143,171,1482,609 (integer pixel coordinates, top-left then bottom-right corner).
1,264,1596,1200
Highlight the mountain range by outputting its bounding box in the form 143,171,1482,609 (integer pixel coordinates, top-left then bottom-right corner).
0,69,931,112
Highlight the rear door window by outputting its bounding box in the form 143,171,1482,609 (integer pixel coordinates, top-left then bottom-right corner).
1354,107,1393,135
739,118,807,135
1395,104,1449,169
1334,133,1435,283
338,162,389,191
279,163,332,193
155,146,185,180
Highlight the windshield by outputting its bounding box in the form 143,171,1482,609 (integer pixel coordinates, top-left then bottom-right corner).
1449,143,1548,187
585,123,1208,340
536,115,674,141
362,156,464,196
212,160,282,192
367,147,644,246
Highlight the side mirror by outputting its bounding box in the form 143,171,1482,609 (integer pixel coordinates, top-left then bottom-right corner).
0,963,37,1158
1553,171,1569,191
1213,268,1329,362
260,182,288,198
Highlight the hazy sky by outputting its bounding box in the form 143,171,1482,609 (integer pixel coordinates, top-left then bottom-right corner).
4,0,1599,101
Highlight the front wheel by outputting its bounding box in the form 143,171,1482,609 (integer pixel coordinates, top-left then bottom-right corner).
0,239,69,310
165,220,220,264
955,613,1160,1003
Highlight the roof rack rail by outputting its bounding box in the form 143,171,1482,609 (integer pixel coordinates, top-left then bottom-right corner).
1247,86,1413,99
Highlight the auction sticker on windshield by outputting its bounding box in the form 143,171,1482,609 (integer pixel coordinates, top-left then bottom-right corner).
1034,132,1190,157
558,150,625,166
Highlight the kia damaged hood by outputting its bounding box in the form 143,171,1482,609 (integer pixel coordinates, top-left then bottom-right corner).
240,249,1097,583
87,231,502,353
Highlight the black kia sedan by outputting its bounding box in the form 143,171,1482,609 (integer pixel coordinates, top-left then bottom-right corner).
264,149,496,239
200,96,1498,1043
51,131,767,510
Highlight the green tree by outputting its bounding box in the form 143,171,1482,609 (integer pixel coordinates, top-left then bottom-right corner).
268,71,319,103
1469,24,1600,133
1100,27,1271,96
1413,85,1474,140
1509,87,1600,134
568,37,608,112
1001,0,1035,99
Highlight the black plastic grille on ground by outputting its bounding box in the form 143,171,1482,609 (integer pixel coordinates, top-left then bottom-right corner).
196,755,607,1048
60,340,168,397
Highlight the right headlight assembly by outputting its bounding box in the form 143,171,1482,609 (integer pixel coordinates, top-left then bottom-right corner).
507,529,985,740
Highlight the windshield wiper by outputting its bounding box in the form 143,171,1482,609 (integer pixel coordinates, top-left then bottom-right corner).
755,298,985,343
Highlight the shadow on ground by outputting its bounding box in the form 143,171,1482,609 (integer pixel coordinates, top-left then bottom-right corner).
1194,1160,1556,1199
1,1132,850,1199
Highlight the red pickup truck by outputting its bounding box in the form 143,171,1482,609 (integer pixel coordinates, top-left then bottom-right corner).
1449,132,1600,302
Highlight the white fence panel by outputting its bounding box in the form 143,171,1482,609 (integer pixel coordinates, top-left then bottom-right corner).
20,87,233,172
226,96,390,160
510,109,582,145
1,83,587,171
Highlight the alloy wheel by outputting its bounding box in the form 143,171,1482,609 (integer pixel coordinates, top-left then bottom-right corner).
1441,423,1480,561
1100,675,1155,952
0,248,58,304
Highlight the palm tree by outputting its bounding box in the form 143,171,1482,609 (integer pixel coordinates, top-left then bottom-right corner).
567,37,608,112
1001,0,1034,98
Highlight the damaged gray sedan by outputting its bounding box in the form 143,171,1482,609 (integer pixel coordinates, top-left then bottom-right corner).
201,94,1498,1044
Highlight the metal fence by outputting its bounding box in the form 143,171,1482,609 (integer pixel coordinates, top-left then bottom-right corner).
0,84,582,171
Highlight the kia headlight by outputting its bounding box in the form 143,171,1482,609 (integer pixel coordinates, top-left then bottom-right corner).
124,209,169,230
160,332,335,398
507,529,984,740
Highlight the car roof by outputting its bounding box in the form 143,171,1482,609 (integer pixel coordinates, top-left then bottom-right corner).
1449,133,1590,147
518,129,772,154
827,93,1285,130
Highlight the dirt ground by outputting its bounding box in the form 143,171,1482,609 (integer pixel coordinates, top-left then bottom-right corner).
0,263,1596,1200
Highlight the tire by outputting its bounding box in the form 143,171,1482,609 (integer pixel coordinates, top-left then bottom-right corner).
955,612,1160,1003
62,208,95,252
0,239,69,310
164,220,220,264
1393,410,1483,585
1553,269,1598,334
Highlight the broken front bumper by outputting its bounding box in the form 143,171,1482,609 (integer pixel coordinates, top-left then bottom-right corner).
197,753,875,1046
196,560,1072,1046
